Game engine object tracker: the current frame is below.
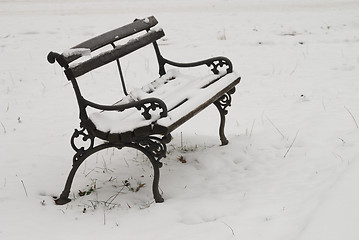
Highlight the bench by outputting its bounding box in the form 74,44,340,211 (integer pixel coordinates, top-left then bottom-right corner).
47,16,241,205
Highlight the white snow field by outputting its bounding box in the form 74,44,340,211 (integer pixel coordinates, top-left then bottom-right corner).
1,0,359,239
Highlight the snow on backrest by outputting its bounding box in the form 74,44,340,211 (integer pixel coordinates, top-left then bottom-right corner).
62,16,159,64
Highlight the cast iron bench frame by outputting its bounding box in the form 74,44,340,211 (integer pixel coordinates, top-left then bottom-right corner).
47,16,241,205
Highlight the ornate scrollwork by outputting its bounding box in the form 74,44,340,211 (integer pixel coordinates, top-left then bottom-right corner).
214,88,236,146
206,59,231,74
70,127,95,161
136,135,171,167
136,101,167,120
214,87,236,114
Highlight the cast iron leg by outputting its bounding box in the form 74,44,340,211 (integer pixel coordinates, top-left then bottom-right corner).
55,127,112,205
55,141,165,205
55,146,110,205
55,156,84,205
213,87,236,146
144,150,164,203
130,135,170,203
128,142,164,202
55,128,169,205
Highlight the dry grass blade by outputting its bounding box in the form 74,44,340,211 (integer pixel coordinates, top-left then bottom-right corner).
266,116,285,138
284,130,299,158
344,106,358,128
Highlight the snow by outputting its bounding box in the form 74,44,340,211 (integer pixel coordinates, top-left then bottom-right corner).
89,69,238,134
1,0,359,240
143,17,150,24
297,158,359,240
62,48,91,58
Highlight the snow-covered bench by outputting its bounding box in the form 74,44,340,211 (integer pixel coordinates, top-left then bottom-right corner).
47,16,241,205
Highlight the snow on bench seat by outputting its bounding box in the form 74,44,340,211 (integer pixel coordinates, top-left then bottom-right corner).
89,69,240,135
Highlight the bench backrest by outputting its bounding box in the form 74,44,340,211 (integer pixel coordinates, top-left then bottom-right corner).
62,16,164,79
47,16,166,121
64,16,159,64
66,29,164,79
47,16,164,80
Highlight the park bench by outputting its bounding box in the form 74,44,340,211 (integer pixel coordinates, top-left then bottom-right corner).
47,16,241,205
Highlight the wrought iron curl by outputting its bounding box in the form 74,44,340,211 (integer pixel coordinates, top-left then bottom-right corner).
215,87,236,114
136,135,170,167
70,127,95,161
137,101,167,120
207,59,231,74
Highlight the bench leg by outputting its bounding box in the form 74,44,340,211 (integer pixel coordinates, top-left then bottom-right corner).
129,143,164,203
55,156,83,205
55,128,170,205
213,87,236,146
129,135,171,203
55,128,115,205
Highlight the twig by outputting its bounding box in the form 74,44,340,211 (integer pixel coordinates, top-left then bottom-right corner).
219,221,235,236
124,157,129,167
102,156,108,173
284,130,299,158
250,119,255,136
322,97,326,111
344,106,358,128
289,63,298,75
266,116,285,138
41,82,46,92
85,168,95,177
180,132,183,149
82,162,87,174
0,121,6,134
106,185,126,206
21,180,28,197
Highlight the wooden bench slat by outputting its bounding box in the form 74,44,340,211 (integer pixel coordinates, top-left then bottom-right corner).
88,70,240,135
63,16,158,63
68,29,165,78
158,75,240,133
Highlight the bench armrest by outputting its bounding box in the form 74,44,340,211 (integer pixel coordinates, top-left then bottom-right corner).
84,97,168,120
162,56,233,74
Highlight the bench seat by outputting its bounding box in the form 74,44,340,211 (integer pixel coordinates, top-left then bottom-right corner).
88,69,240,140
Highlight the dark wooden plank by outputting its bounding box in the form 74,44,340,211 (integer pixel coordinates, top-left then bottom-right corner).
63,16,158,63
69,29,165,78
153,77,241,134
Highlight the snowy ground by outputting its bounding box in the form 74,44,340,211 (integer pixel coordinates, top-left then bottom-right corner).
1,0,359,239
